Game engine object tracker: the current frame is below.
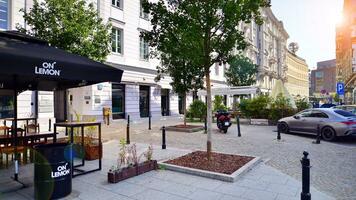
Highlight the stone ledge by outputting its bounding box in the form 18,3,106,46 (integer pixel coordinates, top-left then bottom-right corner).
164,125,205,133
158,154,262,182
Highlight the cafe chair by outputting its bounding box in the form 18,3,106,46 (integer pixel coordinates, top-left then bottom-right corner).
0,126,10,136
0,145,26,168
25,123,40,135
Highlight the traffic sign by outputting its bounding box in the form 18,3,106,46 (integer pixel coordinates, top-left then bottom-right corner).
336,82,344,95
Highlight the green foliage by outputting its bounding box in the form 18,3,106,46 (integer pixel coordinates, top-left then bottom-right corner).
295,97,310,112
187,100,207,121
269,94,295,121
333,93,340,103
225,55,258,86
18,0,111,62
239,95,271,119
213,96,227,112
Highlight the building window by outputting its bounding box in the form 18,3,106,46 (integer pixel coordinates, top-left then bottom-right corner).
112,0,123,9
140,0,149,20
111,28,123,54
0,0,8,30
140,34,149,60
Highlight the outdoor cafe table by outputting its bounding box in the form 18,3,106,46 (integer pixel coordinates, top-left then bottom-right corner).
54,121,102,177
3,117,37,133
0,132,57,145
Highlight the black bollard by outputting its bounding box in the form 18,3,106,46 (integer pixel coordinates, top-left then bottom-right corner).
148,113,152,130
277,122,281,140
162,126,166,149
126,115,130,144
48,118,52,132
236,115,241,137
313,125,321,144
300,151,311,200
204,117,207,133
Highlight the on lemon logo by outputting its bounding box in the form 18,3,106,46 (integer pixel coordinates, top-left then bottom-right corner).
35,62,61,76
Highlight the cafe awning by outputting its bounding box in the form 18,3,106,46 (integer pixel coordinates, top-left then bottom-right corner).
0,31,123,91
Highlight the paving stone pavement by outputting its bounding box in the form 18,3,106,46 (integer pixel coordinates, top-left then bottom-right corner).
0,141,333,200
98,116,356,200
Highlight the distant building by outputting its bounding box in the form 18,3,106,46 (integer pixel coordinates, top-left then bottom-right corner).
310,59,336,97
336,0,356,104
285,44,309,98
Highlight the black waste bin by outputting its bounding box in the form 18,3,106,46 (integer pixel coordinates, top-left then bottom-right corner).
34,143,73,200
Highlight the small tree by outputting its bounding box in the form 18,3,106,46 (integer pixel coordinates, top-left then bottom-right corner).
295,97,310,111
155,54,204,126
213,96,227,112
225,55,258,87
18,0,111,62
144,0,269,159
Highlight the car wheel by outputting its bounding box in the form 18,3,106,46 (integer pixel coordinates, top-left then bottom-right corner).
278,122,289,133
321,126,336,141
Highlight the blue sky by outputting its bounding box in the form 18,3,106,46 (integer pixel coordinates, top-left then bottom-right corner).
271,0,344,68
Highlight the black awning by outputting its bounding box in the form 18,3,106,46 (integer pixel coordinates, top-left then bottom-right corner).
0,31,123,91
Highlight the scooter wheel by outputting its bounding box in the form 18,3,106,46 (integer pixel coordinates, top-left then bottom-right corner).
223,129,228,133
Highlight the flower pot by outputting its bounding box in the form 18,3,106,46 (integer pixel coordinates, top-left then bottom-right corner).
84,143,102,160
137,160,158,175
108,166,137,183
108,160,158,183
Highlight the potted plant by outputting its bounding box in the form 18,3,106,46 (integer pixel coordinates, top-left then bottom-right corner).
137,145,158,174
108,140,157,183
84,118,102,160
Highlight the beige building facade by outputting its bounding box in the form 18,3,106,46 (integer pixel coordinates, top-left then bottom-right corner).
285,50,309,98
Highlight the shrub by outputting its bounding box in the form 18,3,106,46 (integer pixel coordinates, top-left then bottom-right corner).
213,95,227,112
295,97,310,111
269,94,296,122
239,95,270,118
187,100,207,121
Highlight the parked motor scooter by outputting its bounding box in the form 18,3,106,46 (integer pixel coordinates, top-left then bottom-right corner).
215,110,232,133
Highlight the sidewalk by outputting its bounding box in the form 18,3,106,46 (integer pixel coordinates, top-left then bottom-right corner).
0,141,333,200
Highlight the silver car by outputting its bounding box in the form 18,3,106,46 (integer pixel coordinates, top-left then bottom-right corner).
278,108,356,141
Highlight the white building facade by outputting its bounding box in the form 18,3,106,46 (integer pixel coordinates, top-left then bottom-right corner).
0,0,289,121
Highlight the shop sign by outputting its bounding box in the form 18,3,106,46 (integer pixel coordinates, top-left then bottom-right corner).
35,62,61,76
51,163,70,178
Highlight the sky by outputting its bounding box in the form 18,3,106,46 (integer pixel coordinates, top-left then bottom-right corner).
270,0,344,69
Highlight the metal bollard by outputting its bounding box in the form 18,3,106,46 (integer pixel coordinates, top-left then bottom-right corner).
236,115,241,137
204,117,207,133
48,118,52,132
313,125,321,144
277,122,281,140
162,126,166,149
300,151,311,200
148,113,152,130
126,115,130,144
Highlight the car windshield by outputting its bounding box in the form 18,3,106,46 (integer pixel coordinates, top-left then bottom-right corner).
334,110,356,117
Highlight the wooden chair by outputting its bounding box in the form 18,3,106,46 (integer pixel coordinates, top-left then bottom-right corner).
0,126,10,136
0,145,26,168
25,123,40,135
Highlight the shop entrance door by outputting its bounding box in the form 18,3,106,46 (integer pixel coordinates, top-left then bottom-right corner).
139,86,150,118
161,89,170,116
112,84,125,119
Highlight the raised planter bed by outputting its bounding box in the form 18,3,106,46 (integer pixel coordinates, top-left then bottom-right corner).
165,125,204,133
159,151,261,182
108,160,158,183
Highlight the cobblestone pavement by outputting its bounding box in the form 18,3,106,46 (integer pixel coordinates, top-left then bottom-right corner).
99,116,356,200
0,142,333,200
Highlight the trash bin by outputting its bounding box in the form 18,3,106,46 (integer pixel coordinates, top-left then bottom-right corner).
34,143,73,200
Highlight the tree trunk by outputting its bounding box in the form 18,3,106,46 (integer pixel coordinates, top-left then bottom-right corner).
183,92,187,127
205,71,212,160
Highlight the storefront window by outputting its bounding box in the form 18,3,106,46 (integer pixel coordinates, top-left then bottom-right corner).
0,92,14,119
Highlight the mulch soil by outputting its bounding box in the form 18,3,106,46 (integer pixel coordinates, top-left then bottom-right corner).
164,151,254,175
172,124,203,128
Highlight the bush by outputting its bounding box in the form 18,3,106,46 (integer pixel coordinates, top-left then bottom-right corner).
239,95,270,118
295,97,310,111
238,94,297,121
187,100,207,121
269,94,296,122
213,95,227,112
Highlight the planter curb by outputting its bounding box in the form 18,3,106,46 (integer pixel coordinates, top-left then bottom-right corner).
158,155,261,182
